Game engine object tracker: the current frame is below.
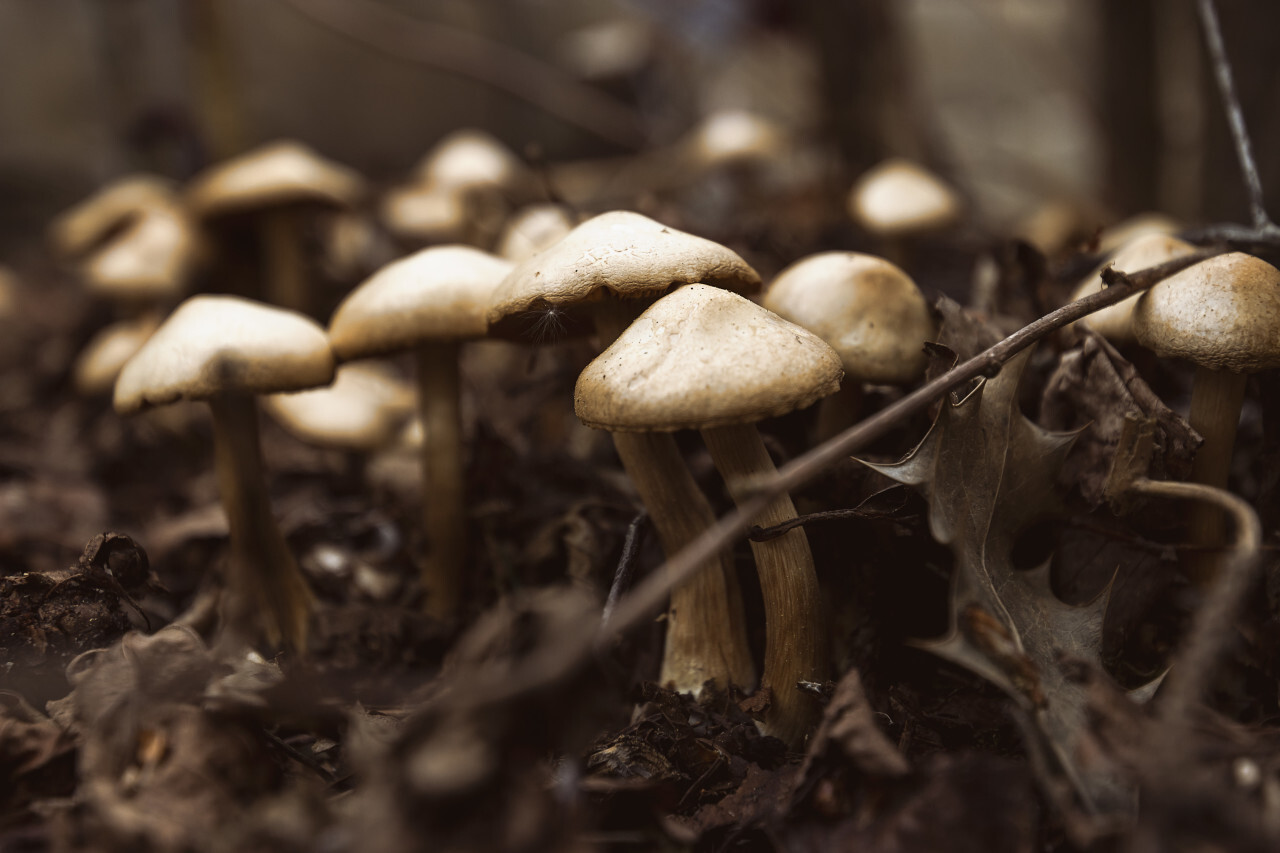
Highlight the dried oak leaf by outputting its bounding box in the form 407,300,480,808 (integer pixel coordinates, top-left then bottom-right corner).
862,347,1143,818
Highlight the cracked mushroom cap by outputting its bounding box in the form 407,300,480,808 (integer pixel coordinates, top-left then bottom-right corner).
186,140,364,219
328,246,514,360
763,252,934,385
1069,233,1199,342
49,174,178,260
487,211,761,337
1132,252,1280,373
849,158,960,237
114,295,335,415
575,284,842,431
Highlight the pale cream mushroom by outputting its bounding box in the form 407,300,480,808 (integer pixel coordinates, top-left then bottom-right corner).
489,211,762,696
187,140,364,313
73,314,162,396
495,204,576,263
329,246,513,619
115,295,335,652
764,252,934,439
264,362,414,451
1069,233,1199,343
49,174,178,261
577,284,842,747
1132,252,1280,581
849,158,960,266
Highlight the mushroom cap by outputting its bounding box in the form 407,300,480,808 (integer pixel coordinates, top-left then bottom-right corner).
186,140,364,219
49,174,178,260
114,295,336,414
575,284,843,431
329,246,514,360
380,181,471,244
412,129,528,193
496,204,576,262
1098,212,1180,254
264,363,414,451
686,109,785,170
1132,252,1280,373
82,204,199,302
487,211,761,335
73,314,161,396
1069,233,1199,342
763,252,934,384
848,158,960,237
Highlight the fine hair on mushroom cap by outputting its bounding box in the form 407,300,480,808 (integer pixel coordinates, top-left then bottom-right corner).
114,294,334,653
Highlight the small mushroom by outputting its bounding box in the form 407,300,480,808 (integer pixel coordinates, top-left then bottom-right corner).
763,251,935,438
1068,233,1199,343
1132,252,1280,581
328,246,513,619
114,295,335,652
577,284,843,746
849,158,960,266
264,362,414,452
187,140,364,314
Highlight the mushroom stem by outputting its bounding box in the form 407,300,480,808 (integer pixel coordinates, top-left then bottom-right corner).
416,341,466,619
262,208,308,314
611,430,756,694
207,391,312,652
813,380,865,444
1185,366,1249,583
700,423,827,747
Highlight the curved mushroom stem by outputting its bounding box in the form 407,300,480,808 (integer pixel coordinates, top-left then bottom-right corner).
700,423,828,748
1185,366,1249,584
611,430,756,695
261,208,308,314
207,391,313,653
417,341,466,620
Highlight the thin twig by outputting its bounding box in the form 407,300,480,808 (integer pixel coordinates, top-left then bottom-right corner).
1194,0,1280,234
274,0,647,149
601,512,648,629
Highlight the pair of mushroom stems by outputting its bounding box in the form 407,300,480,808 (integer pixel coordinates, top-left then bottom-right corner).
701,424,828,748
260,207,309,314
415,341,467,621
593,301,755,696
595,300,827,745
1184,366,1250,585
207,391,313,653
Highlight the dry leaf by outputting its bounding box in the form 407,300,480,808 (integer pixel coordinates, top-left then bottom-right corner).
862,347,1142,819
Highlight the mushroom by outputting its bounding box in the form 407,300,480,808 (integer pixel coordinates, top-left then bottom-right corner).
495,204,576,263
1132,252,1280,580
577,284,842,746
49,174,178,261
264,362,414,452
186,140,365,314
1068,233,1199,343
73,314,163,396
114,295,335,652
328,246,513,619
848,158,960,266
488,212,763,696
763,251,935,439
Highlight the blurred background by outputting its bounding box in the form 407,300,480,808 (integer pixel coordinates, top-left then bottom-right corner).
2,0,1278,257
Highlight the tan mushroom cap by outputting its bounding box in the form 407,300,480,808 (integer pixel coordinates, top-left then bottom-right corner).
82,204,199,302
329,246,514,360
763,252,933,385
849,158,961,237
1133,252,1280,373
114,295,335,415
412,129,528,192
686,109,785,170
187,140,364,219
380,181,470,244
496,204,576,262
264,363,414,450
49,174,178,260
575,284,842,431
487,211,762,332
1098,212,1180,255
73,314,161,396
1069,233,1199,342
